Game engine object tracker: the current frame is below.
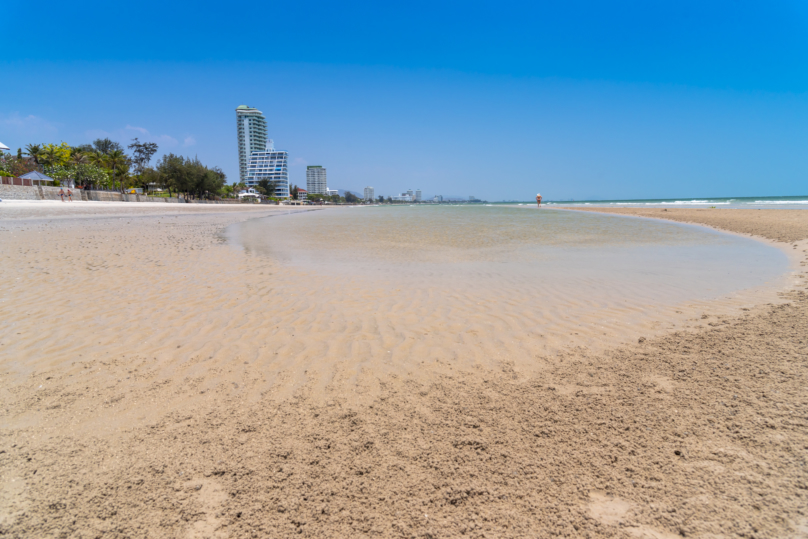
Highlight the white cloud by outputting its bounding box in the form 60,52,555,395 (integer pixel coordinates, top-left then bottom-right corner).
125,125,150,135
182,136,196,147
123,126,177,147
1,112,59,139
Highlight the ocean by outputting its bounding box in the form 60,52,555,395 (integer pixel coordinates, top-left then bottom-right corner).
539,195,808,208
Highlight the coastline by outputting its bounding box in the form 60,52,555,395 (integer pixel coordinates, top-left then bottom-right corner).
554,206,808,243
1,206,807,537
554,206,808,308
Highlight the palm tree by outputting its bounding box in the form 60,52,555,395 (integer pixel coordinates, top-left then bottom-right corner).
39,146,60,173
70,151,88,167
84,151,108,188
105,149,129,193
70,151,89,187
24,144,42,167
87,151,105,167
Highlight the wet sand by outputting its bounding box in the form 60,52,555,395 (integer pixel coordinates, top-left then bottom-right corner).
1,204,807,538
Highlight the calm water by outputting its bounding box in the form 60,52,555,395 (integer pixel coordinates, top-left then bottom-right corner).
227,205,792,357
233,205,787,303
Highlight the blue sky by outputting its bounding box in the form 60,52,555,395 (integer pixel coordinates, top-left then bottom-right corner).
2,0,807,200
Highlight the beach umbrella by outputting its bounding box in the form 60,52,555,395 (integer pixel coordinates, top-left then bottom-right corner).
0,142,10,152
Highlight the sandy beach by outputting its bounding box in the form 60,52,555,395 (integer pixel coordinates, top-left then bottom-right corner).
1,203,807,538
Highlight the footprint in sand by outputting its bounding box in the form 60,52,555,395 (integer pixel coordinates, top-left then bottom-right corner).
588,491,681,539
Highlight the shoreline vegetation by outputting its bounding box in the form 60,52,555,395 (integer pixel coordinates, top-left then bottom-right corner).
1,205,807,538
0,139,229,201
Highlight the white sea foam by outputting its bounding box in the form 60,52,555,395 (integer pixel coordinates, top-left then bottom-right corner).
611,201,731,206
543,198,806,207
752,200,808,205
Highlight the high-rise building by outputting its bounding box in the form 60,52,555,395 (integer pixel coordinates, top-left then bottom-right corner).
236,105,268,182
364,186,375,201
245,140,289,198
415,189,422,202
306,166,327,195
407,189,413,197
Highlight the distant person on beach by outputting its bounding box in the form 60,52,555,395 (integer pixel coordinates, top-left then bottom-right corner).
59,188,65,202
536,193,542,207
67,189,73,202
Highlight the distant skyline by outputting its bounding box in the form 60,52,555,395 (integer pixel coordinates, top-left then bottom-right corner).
3,1,808,200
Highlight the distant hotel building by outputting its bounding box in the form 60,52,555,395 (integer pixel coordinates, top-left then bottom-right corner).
392,192,413,202
245,140,289,198
297,188,307,200
364,186,375,201
415,189,422,202
306,166,327,195
236,105,268,182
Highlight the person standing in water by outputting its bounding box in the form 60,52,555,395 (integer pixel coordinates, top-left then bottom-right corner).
536,193,542,207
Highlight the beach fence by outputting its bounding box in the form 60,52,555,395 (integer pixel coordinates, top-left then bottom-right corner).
1,177,34,187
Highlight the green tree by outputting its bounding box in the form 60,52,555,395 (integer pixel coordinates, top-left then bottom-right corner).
70,150,88,168
155,154,225,199
140,167,162,193
3,152,37,177
257,178,279,198
156,153,188,197
39,146,58,170
69,151,89,186
345,191,358,203
93,138,122,155
38,143,72,174
128,138,159,187
87,151,106,169
48,164,110,189
105,149,130,192
24,144,43,166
